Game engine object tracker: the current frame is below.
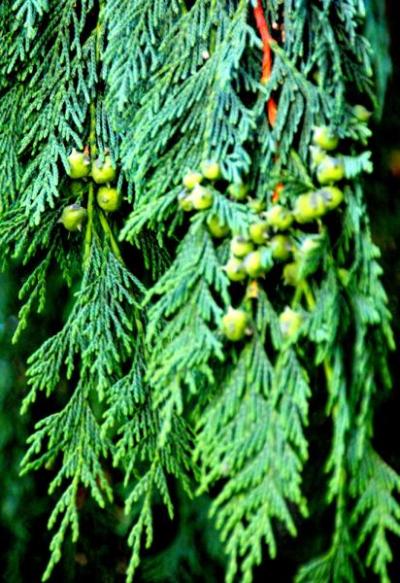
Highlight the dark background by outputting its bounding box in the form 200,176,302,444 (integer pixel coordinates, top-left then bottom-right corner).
1,2,400,582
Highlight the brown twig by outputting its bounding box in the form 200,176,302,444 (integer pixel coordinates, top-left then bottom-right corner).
253,0,277,126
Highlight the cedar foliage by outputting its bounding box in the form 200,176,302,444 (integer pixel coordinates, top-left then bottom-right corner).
0,1,399,582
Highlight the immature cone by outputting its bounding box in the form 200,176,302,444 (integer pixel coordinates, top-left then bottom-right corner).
249,221,269,245
178,191,194,212
230,236,254,258
243,248,270,278
207,215,230,238
279,307,303,340
319,186,344,210
92,155,117,184
58,204,88,232
191,184,213,210
227,182,249,201
183,171,203,189
265,205,293,230
200,160,221,180
294,191,326,223
97,186,121,212
221,307,248,341
224,257,246,282
353,104,372,123
270,235,292,261
312,126,339,151
67,149,90,179
282,262,300,286
316,157,345,185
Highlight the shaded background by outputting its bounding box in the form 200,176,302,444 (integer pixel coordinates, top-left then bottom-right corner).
1,3,400,581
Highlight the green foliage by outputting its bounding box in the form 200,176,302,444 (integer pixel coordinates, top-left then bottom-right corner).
196,331,310,583
364,0,392,118
145,218,230,443
0,1,399,583
350,445,400,582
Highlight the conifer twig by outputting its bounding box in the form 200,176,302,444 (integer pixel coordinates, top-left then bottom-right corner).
253,1,281,202
98,211,123,262
85,0,122,267
84,0,104,267
298,279,334,388
253,0,277,126
84,101,97,267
